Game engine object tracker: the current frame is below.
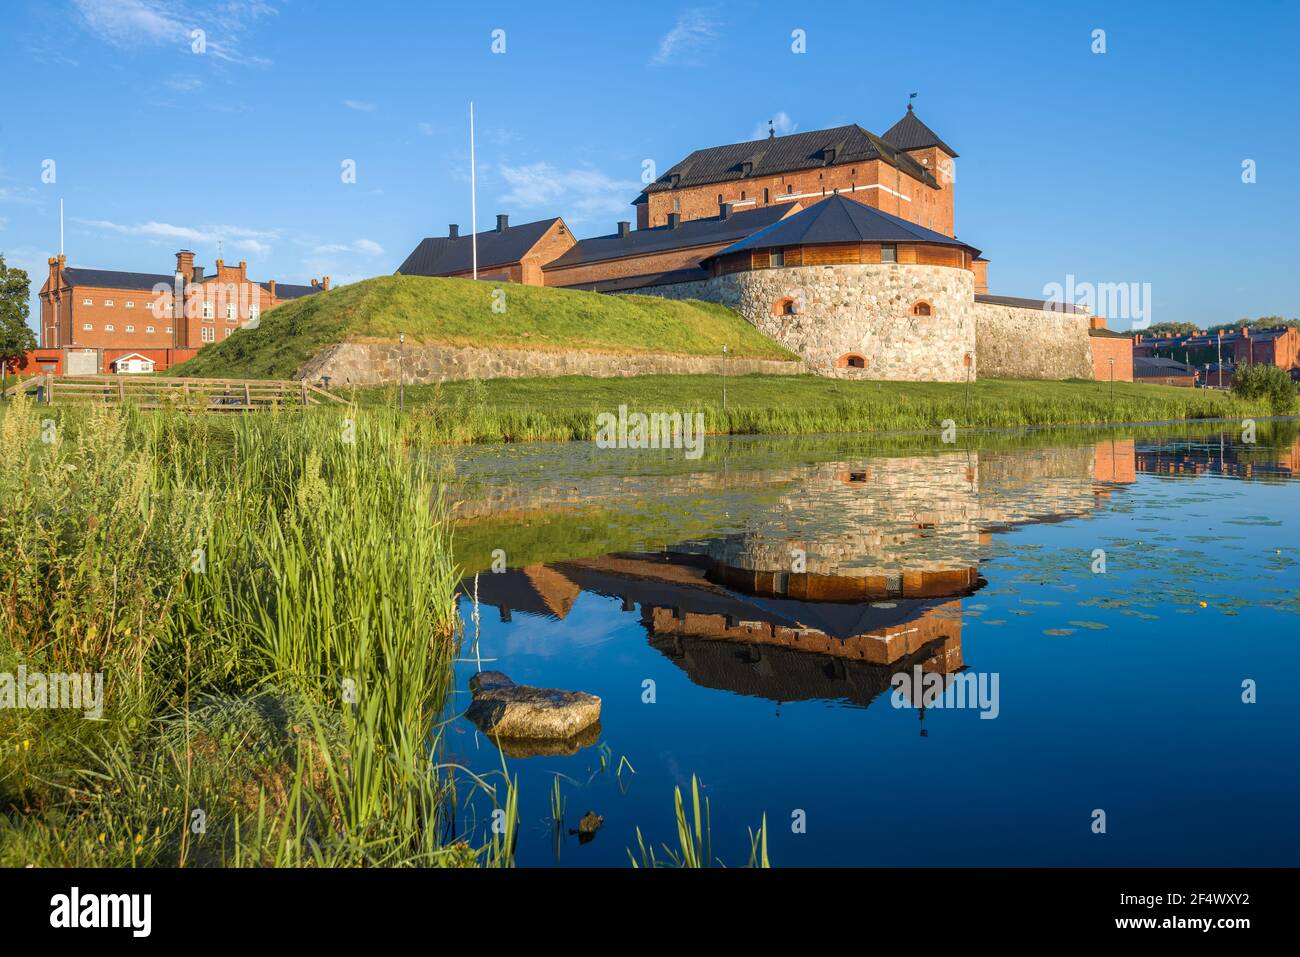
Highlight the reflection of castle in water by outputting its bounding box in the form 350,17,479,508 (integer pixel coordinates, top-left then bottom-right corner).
461,440,1142,707
1134,434,1300,481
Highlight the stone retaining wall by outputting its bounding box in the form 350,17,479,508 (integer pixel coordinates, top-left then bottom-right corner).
635,264,976,381
973,301,1094,380
295,341,806,385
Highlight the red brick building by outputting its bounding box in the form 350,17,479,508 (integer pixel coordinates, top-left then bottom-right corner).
635,107,956,236
1133,326,1300,372
37,249,325,373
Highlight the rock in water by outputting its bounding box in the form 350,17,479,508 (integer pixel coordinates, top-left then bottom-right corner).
573,810,604,844
465,671,602,742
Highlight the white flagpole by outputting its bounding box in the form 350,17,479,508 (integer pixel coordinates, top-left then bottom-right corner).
470,101,478,280
60,198,64,256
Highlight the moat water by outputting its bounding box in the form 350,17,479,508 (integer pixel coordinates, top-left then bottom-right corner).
440,422,1300,866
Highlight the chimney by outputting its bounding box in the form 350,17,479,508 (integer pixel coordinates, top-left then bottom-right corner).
719,202,734,220
268,279,277,298
449,224,459,240
192,266,205,282
616,221,630,238
1090,315,1105,330
176,249,195,279
322,276,331,291
311,278,319,288
496,214,509,232
1241,326,1249,337
667,212,681,229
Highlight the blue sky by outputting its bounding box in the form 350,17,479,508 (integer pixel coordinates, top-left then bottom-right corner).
1,0,1296,331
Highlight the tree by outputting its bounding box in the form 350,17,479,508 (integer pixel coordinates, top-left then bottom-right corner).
0,255,36,395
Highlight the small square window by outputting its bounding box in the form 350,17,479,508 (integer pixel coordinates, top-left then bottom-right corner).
104,299,114,307
82,323,93,331
104,324,115,331
125,325,134,332
146,325,155,333
771,249,785,268
125,301,135,309
881,244,897,263
165,326,173,334
82,299,93,306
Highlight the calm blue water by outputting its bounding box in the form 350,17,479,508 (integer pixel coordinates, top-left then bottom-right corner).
441,427,1300,866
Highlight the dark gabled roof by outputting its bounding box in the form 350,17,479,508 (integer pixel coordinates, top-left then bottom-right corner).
706,194,980,260
545,203,799,271
1142,327,1295,347
259,282,320,300
395,218,562,276
976,293,1084,315
558,267,710,294
61,266,322,300
881,106,958,157
62,268,174,291
638,124,939,201
1134,356,1197,375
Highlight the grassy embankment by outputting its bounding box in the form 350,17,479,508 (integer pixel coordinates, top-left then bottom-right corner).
0,397,488,866
172,274,795,380
169,273,1280,444
350,374,1276,444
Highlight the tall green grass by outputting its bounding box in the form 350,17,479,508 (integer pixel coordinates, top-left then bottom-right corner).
347,374,1277,445
0,396,472,866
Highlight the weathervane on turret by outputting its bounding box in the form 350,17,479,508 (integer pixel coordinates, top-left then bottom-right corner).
908,92,918,111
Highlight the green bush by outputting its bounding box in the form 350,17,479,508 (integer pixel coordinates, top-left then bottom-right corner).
1231,364,1297,412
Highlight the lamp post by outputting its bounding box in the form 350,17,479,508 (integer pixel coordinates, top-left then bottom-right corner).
1108,356,1115,400
398,333,405,412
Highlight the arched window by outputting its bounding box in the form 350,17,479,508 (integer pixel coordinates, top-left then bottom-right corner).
772,296,798,317
910,300,933,317
836,353,867,369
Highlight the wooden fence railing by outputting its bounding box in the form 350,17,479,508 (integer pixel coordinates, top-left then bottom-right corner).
1,375,346,412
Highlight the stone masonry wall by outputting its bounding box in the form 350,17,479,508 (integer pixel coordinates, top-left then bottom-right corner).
295,341,805,386
974,301,1094,380
637,263,976,381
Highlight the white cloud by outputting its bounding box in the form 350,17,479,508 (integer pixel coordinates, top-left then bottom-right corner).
73,218,279,252
651,10,721,66
497,163,640,226
343,99,377,112
417,121,435,136
752,112,797,140
311,239,384,256
71,0,277,65
165,74,204,93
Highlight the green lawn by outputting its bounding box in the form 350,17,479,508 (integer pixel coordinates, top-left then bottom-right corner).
171,274,796,379
347,374,1275,444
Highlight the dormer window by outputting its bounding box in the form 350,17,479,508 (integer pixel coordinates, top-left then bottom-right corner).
669,173,681,187
824,148,836,165
741,161,753,177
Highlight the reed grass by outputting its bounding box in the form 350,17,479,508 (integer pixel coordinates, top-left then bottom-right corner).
346,374,1275,445
0,396,476,866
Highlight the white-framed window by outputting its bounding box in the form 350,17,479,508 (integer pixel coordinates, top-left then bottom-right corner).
224,328,232,338
146,325,155,333
248,305,260,323
225,303,237,321
82,298,93,306
125,325,135,332
104,323,115,332
201,326,215,343
202,301,214,319
104,299,114,307
165,326,173,334
82,323,93,331
125,301,135,309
